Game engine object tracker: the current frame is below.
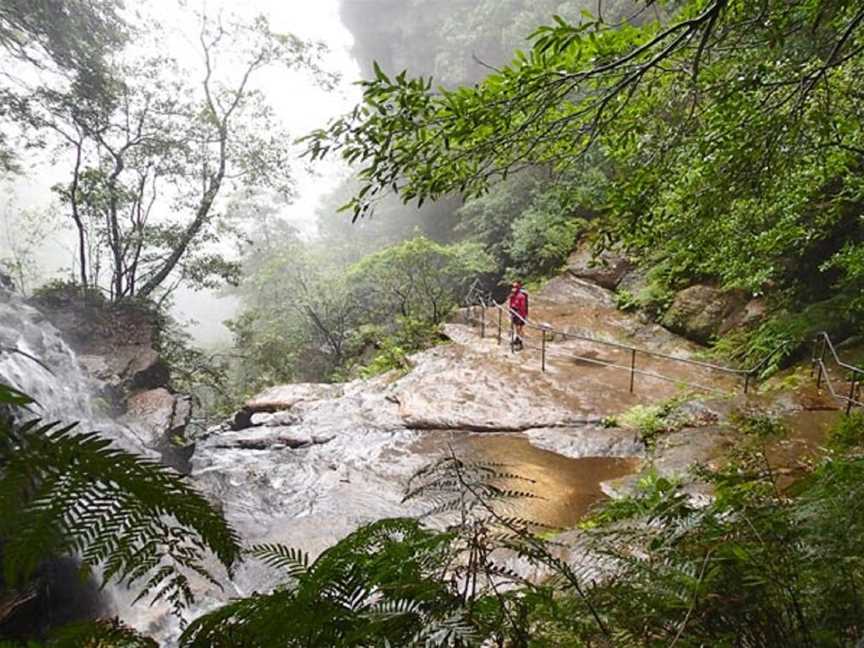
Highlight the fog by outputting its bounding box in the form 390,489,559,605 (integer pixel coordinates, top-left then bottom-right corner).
1,0,361,346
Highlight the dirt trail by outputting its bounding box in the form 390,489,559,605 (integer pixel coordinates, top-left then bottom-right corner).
456,275,743,415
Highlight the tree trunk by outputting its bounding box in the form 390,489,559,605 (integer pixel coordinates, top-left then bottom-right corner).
69,139,88,290
136,134,226,299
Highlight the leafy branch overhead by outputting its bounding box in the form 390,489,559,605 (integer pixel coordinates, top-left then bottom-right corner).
305,1,864,219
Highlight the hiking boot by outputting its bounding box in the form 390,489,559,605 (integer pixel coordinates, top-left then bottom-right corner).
513,337,523,351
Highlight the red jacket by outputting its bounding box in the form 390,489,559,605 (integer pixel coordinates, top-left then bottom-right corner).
509,290,528,320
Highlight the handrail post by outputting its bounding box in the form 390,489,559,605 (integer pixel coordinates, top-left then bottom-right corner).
744,371,751,395
629,348,636,393
810,335,820,377
847,371,858,415
497,307,502,345
816,352,824,389
541,327,546,372
480,303,485,338
509,314,514,354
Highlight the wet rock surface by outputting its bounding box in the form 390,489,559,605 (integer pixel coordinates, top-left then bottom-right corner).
123,388,193,472
245,382,345,412
0,265,838,643
28,292,170,405
188,266,758,595
565,241,633,289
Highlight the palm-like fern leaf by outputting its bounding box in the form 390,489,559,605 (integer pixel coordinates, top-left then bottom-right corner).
247,544,310,578
50,618,159,647
0,407,242,616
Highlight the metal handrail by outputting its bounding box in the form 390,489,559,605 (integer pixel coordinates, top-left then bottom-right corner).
812,331,863,414
462,287,786,396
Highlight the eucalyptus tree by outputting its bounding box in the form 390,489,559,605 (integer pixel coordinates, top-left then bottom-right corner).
32,12,333,301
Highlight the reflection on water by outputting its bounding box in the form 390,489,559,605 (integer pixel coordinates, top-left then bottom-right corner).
412,432,640,528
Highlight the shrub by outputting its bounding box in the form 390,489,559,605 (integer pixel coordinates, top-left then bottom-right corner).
828,410,864,450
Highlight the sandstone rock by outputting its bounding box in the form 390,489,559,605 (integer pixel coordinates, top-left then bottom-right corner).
245,383,344,412
616,267,650,297
207,425,334,450
566,243,633,289
27,293,170,406
535,274,616,309
720,297,767,333
126,388,176,445
661,284,749,344
393,345,591,430
651,426,734,477
124,347,170,390
171,394,193,433
525,426,644,458
125,388,193,472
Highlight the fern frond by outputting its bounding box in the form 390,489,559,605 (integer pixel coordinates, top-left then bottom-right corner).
50,618,158,647
409,611,478,647
248,544,310,578
0,411,242,616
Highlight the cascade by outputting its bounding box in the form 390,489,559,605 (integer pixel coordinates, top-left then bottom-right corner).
0,287,167,636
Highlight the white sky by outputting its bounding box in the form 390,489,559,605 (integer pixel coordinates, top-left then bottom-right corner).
3,0,364,345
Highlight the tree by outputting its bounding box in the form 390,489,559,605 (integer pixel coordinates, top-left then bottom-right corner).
346,235,495,325
0,0,127,171
0,187,58,295
228,221,366,387
308,0,864,334
30,11,333,300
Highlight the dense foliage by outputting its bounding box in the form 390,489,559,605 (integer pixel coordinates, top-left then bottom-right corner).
226,229,493,394
310,0,864,361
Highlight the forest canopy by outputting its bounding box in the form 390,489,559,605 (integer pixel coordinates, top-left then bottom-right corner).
309,0,864,311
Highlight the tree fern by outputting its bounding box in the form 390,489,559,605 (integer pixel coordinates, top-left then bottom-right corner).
246,544,310,578
0,384,242,619
0,618,156,647
181,518,467,647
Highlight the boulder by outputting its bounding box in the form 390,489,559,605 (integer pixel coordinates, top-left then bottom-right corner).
249,411,302,427
720,297,767,333
616,267,650,296
245,383,344,412
566,243,633,289
534,275,616,309
125,388,193,472
206,426,334,450
126,388,176,446
661,284,749,344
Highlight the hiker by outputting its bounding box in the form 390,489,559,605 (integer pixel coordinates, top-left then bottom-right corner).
509,281,528,351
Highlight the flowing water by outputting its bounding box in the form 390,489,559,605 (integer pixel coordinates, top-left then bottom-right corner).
0,288,151,455
0,288,162,633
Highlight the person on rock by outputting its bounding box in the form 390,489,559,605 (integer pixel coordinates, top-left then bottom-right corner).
508,280,528,351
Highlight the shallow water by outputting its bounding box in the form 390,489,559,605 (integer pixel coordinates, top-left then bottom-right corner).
412,432,640,528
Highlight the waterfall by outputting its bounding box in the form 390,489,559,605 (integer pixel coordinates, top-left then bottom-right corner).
0,288,151,455
0,287,169,637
